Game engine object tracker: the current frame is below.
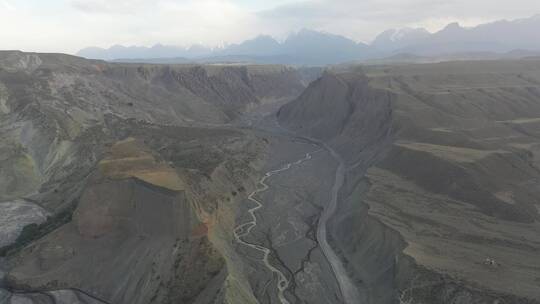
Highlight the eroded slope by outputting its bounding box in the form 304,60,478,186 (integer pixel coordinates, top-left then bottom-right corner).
278,60,540,303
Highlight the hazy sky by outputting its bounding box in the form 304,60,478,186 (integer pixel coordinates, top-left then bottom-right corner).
1,0,540,54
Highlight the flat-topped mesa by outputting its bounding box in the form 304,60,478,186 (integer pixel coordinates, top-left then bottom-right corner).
98,137,185,191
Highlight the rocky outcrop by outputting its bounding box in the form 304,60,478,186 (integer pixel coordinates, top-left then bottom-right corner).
0,200,49,248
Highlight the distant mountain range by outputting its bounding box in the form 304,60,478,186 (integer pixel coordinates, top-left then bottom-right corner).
78,14,540,65
78,44,213,61
374,14,540,55
78,29,374,65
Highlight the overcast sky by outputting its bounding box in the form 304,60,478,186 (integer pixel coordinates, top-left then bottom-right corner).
1,0,540,54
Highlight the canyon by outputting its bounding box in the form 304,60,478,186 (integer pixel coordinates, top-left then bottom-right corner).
1,51,540,304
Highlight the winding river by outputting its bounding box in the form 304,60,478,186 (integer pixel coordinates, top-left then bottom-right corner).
233,152,314,304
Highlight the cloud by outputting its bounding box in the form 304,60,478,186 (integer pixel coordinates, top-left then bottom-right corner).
70,0,155,14
258,0,448,22
1,0,15,10
1,0,540,53
256,0,540,41
62,0,261,50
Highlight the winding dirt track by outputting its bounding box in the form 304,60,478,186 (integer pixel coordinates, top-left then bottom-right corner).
233,152,313,304
317,142,363,304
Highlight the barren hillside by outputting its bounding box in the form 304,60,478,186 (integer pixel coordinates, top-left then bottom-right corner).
279,60,540,303
2,51,540,304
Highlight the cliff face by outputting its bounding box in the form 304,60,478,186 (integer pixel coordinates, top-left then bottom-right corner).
278,61,540,303
278,71,393,163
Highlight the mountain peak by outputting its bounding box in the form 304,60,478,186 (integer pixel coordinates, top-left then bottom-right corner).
390,27,429,41
251,35,279,42
76,15,540,64
372,27,430,51
292,28,353,40
443,22,463,31
287,29,356,44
